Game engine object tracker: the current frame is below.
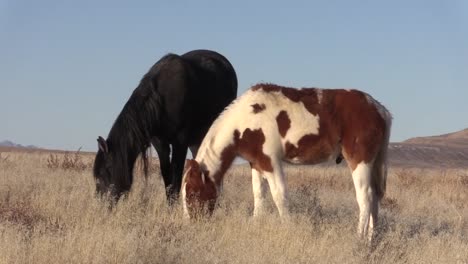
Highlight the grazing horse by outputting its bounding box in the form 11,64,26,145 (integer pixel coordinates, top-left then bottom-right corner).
93,49,237,204
182,83,392,240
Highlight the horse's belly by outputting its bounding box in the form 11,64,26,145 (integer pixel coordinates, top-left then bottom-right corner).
283,153,331,165
282,137,340,165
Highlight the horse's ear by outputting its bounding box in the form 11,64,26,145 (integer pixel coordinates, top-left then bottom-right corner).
201,170,211,185
201,171,206,184
97,136,108,153
185,159,193,169
186,159,200,170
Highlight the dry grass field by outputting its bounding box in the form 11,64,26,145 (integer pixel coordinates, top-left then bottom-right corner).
0,150,467,264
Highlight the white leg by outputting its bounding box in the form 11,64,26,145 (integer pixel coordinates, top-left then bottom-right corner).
181,181,190,219
265,163,289,218
368,194,378,241
352,162,374,240
252,168,267,217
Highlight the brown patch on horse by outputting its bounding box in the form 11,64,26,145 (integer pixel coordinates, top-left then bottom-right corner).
207,128,273,183
252,84,321,115
184,159,217,218
213,143,237,185
251,103,266,113
276,110,291,138
284,133,336,164
251,83,282,92
281,87,321,115
234,128,273,172
332,90,386,170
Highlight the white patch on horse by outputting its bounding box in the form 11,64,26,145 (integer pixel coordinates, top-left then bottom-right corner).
181,167,190,219
181,181,189,218
289,157,303,164
277,96,320,148
252,168,267,217
316,89,323,105
352,161,378,240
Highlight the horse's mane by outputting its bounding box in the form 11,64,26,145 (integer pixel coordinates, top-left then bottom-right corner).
107,58,174,176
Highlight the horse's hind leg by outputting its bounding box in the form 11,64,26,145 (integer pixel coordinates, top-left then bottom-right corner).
367,162,380,242
252,168,268,217
351,161,376,240
369,190,379,241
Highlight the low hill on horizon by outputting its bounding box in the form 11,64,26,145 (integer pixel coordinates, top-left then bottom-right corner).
402,128,468,149
0,140,38,149
390,128,468,168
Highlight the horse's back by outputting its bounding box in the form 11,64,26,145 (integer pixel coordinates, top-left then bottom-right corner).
182,49,236,74
145,50,237,144
181,49,237,97
149,49,237,96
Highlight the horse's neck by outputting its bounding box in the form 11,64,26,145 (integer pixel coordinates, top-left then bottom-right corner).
197,151,236,186
107,105,152,172
108,134,141,170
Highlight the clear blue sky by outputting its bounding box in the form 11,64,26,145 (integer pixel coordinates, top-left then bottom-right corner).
1,0,467,151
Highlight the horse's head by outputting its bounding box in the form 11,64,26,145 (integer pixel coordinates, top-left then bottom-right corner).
182,159,218,219
93,136,112,194
93,136,122,200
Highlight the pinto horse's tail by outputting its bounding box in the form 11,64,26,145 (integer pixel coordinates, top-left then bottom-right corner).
372,103,392,201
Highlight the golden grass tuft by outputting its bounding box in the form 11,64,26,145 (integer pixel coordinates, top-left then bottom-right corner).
46,148,91,171
0,151,467,263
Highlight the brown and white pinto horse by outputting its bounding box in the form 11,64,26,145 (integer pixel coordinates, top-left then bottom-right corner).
182,83,392,240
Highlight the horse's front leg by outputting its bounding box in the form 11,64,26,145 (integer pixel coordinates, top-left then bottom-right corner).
251,168,268,217
168,142,188,203
151,137,173,204
264,161,290,218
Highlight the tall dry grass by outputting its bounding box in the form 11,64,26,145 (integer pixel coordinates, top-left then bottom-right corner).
0,151,467,264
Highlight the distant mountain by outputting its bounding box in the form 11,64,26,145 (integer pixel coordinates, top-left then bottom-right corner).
0,140,38,149
402,128,468,149
389,128,468,168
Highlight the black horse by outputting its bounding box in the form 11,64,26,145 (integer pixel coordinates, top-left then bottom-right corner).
93,49,238,204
